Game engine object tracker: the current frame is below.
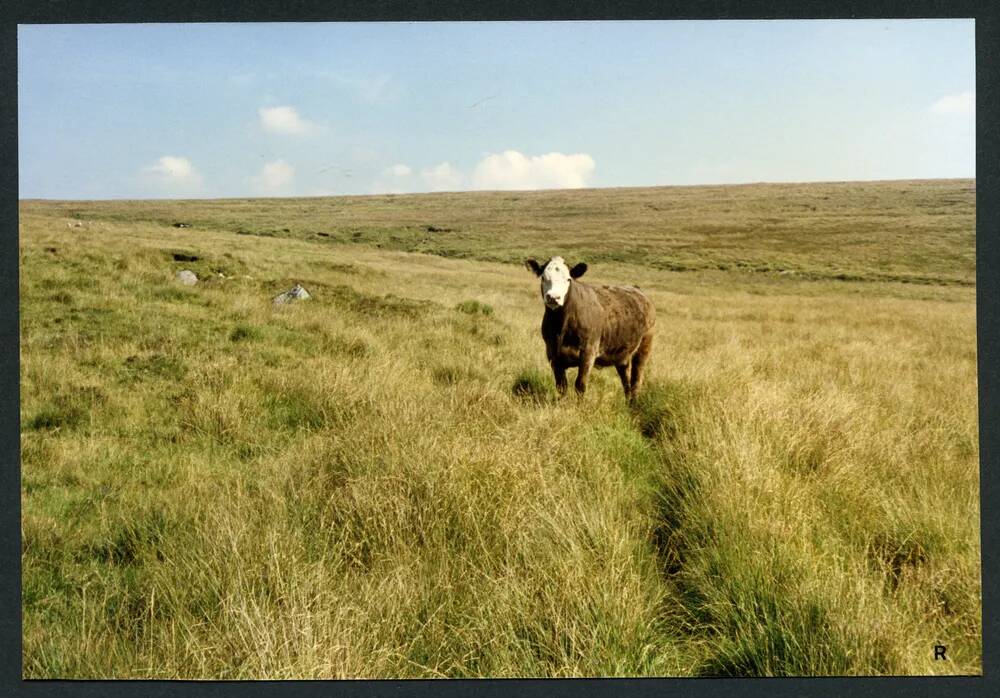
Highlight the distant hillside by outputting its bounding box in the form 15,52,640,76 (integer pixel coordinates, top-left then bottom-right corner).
20,179,975,286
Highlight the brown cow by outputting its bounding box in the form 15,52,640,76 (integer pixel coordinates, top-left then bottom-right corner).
524,256,655,399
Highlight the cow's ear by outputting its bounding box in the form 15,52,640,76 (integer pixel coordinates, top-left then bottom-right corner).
524,258,543,276
570,262,588,279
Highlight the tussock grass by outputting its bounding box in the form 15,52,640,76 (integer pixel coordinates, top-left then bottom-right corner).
511,368,556,405
455,299,494,316
19,180,979,677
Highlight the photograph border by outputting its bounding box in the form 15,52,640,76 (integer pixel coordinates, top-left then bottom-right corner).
3,1,996,696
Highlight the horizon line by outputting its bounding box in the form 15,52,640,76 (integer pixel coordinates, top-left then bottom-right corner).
18,176,977,204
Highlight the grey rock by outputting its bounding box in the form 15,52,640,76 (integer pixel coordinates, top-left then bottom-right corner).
273,284,311,305
176,269,198,286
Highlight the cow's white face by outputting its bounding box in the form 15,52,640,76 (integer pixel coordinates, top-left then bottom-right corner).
524,256,588,309
540,257,572,308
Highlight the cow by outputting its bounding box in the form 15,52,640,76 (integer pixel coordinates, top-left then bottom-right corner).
524,256,655,400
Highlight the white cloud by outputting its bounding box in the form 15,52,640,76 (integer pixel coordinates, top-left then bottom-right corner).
421,162,463,191
385,164,412,177
471,150,595,191
258,106,316,135
144,156,203,188
254,159,295,191
929,91,975,116
369,163,415,194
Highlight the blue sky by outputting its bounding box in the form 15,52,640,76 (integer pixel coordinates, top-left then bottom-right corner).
18,20,975,200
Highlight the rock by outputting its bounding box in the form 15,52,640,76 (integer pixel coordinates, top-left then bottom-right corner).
176,270,198,286
273,284,311,305
173,222,193,228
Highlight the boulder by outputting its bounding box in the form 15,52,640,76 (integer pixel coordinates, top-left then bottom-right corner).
176,270,198,286
273,284,311,305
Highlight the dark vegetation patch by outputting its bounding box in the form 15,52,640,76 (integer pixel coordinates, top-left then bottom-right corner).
26,387,106,431
236,228,277,237
48,291,75,305
121,353,187,383
88,506,174,567
323,334,373,358
869,530,937,591
454,299,494,316
325,262,360,275
27,404,85,431
432,366,463,386
328,284,434,319
431,365,485,386
265,391,327,430
230,324,263,343
691,574,891,676
511,368,555,405
630,379,703,441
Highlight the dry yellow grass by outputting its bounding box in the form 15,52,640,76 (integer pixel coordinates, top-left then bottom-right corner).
19,180,979,677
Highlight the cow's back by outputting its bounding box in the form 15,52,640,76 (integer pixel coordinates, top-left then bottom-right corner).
594,285,655,362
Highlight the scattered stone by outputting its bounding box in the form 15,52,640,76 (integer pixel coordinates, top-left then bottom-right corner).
173,222,193,228
172,252,200,262
176,270,198,286
273,284,311,305
778,269,796,276
67,221,83,229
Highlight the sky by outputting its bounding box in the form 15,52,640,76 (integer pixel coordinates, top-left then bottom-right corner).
18,20,975,200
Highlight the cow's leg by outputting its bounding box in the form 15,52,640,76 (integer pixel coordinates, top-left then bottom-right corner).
615,363,632,398
630,332,654,397
551,360,568,396
575,348,597,396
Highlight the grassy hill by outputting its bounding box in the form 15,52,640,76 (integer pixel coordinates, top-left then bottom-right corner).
19,179,980,677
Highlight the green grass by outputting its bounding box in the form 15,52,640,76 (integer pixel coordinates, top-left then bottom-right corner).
19,179,980,678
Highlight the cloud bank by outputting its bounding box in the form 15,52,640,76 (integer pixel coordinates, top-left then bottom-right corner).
254,159,295,191
258,106,316,135
421,162,463,191
144,156,203,188
471,150,595,191
929,91,974,116
385,164,412,177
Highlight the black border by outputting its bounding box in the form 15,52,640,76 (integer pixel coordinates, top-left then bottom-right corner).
3,2,997,697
